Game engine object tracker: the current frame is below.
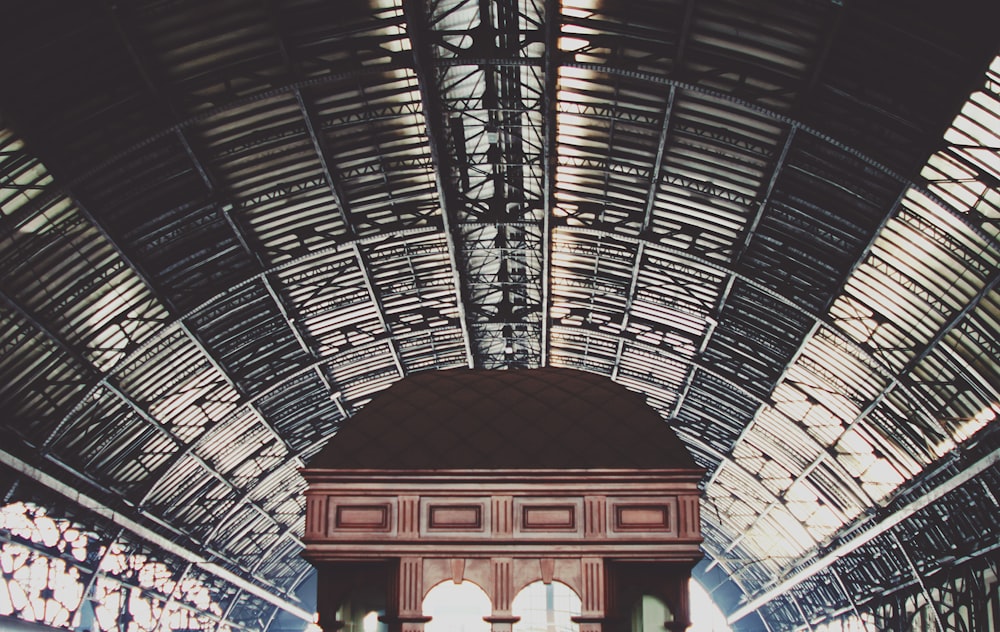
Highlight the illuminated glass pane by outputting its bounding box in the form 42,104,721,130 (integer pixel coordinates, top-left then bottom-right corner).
512,581,581,632
422,580,491,632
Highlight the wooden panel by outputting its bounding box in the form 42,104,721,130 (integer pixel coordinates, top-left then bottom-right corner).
607,496,677,537
420,498,490,536
336,505,391,529
326,497,397,536
613,504,670,530
523,505,576,529
513,498,584,536
428,504,483,530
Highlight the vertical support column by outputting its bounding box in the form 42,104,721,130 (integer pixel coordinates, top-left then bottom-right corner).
572,557,607,632
890,531,943,632
485,557,520,632
663,579,690,632
316,567,345,631
829,563,871,631
384,557,432,632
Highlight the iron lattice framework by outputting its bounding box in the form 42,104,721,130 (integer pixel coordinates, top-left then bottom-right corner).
0,0,998,630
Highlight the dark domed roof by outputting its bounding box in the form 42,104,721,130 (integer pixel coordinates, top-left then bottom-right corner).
311,368,697,470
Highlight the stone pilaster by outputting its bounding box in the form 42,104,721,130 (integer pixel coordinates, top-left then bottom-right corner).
572,557,607,632
484,557,519,632
383,557,432,632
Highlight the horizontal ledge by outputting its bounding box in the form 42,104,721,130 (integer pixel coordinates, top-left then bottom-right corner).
302,467,704,483
302,545,704,560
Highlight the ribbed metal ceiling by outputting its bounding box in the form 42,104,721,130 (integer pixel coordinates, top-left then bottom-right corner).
0,1,998,630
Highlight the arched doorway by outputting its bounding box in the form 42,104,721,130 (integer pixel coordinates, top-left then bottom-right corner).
629,595,672,632
302,368,705,631
512,580,581,632
422,580,492,632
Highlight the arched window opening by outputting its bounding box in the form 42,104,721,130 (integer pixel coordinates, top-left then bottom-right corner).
363,610,386,632
0,501,227,631
512,580,581,632
629,595,672,632
422,580,492,632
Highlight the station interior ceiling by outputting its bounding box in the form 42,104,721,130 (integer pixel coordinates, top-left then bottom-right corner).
0,0,998,630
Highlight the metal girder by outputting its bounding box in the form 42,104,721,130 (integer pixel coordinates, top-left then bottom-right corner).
220,198,341,407
734,127,798,263
13,56,989,258
829,565,867,629
101,2,313,464
294,88,356,234
539,0,558,366
403,0,475,368
640,84,677,232
267,7,357,236
891,531,945,631
351,241,406,377
681,178,964,497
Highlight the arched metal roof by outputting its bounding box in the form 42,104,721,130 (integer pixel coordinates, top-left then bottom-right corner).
0,0,998,630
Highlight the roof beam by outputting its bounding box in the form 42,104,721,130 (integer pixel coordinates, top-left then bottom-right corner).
639,85,677,232
403,0,475,368
106,0,218,198
539,0,559,366
17,56,988,257
0,243,302,594
144,206,916,439
615,81,679,384
294,88,356,234
352,242,406,377
701,185,906,490
222,203,341,400
733,126,797,263
727,267,1000,621
267,12,357,235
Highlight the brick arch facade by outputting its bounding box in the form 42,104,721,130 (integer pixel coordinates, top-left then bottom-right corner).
302,369,703,632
